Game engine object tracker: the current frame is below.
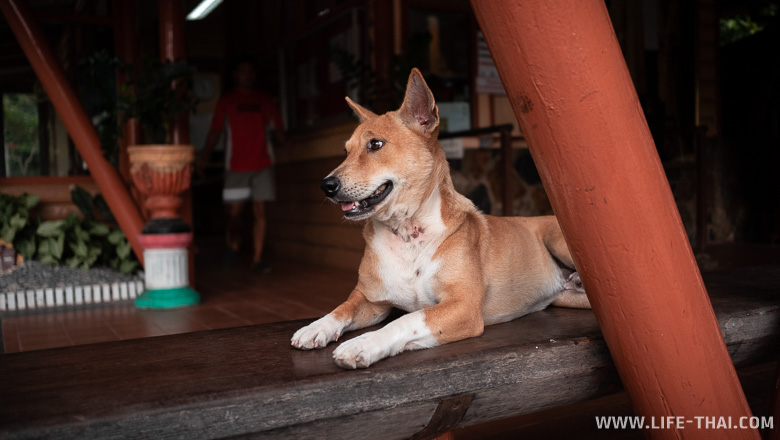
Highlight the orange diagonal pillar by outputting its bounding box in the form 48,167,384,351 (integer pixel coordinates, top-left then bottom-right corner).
1,0,145,265
472,1,757,439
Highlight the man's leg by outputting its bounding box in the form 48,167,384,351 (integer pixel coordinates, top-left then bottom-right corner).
250,168,275,273
223,201,244,267
223,171,251,267
252,200,266,266
226,202,244,251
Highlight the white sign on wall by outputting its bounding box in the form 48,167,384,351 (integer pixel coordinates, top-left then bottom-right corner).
441,138,465,159
476,31,506,95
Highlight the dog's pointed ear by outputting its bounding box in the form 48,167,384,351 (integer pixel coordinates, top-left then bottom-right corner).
398,68,439,136
345,96,377,122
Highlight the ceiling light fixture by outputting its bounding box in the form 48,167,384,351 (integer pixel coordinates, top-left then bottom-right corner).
186,0,223,21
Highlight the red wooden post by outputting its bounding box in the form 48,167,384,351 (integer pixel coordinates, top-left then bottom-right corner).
471,1,758,438
768,361,780,440
1,0,145,265
114,0,141,183
158,0,189,145
158,0,195,286
114,0,149,221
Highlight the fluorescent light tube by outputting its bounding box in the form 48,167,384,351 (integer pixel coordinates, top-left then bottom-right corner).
186,0,223,21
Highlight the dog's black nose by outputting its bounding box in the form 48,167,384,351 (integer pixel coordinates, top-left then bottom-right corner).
321,176,341,197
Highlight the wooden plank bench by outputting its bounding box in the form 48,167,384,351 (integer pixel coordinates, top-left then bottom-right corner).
1,266,779,439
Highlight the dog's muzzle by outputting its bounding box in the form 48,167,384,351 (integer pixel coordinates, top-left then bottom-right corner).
320,176,393,219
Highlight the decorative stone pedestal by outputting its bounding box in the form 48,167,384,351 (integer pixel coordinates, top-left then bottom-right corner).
128,145,199,308
135,233,197,308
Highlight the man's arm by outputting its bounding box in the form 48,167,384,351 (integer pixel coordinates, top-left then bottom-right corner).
198,94,227,175
196,129,223,175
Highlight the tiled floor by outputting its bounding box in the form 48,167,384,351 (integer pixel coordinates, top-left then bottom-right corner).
5,240,779,354
3,240,779,354
1,238,355,353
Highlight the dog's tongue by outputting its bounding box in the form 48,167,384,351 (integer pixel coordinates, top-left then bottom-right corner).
341,201,356,211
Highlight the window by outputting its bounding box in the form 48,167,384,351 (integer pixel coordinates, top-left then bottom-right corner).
3,93,41,177
408,8,472,131
283,7,369,131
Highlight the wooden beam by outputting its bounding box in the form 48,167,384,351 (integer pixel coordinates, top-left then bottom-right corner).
0,267,778,439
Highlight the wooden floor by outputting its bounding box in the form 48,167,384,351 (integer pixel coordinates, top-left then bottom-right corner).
1,237,354,353
455,361,778,440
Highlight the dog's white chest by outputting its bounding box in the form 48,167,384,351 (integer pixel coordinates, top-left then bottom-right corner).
370,228,442,312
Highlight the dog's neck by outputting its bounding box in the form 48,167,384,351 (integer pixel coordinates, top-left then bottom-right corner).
373,147,472,243
379,182,442,243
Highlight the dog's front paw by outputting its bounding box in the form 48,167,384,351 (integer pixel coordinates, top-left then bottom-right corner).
291,315,344,350
332,332,386,369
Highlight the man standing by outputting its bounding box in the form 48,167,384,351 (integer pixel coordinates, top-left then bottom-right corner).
198,57,286,273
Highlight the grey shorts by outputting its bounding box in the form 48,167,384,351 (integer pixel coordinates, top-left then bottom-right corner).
223,168,276,202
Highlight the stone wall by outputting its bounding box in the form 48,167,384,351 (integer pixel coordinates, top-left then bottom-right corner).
450,148,554,217
450,147,701,249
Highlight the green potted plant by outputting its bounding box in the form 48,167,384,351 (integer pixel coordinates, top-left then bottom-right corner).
0,189,139,274
117,57,200,309
118,58,197,144
117,57,198,230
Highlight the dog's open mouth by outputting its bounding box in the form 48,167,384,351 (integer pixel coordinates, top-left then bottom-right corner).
339,181,393,218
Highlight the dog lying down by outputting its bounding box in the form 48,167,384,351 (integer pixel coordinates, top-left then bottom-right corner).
292,68,591,369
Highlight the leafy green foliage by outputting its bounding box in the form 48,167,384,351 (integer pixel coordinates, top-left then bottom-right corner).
0,193,39,258
118,57,198,144
329,32,432,113
79,51,198,159
70,185,95,221
0,188,139,274
720,4,778,46
77,51,122,167
36,219,65,237
93,195,115,223
70,185,117,224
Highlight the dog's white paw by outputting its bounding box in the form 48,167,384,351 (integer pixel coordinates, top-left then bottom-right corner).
291,315,344,350
332,332,386,369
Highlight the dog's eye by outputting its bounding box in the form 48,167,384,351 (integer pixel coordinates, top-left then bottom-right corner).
367,139,385,151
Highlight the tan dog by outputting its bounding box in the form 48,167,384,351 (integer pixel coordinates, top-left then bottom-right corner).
291,69,590,369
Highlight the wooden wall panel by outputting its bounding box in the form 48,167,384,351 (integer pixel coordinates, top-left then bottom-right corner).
0,177,99,201
268,127,364,271
275,157,344,183
270,240,364,273
271,222,365,252
267,200,348,225
0,176,99,220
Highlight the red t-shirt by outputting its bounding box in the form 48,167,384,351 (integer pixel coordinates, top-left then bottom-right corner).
210,89,284,172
